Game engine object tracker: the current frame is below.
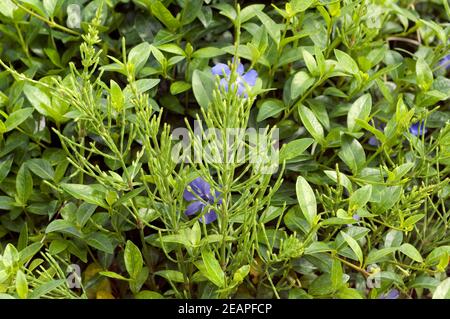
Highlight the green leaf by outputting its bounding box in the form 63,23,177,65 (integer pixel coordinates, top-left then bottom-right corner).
100,271,130,281
257,99,284,122
347,94,372,132
338,138,366,175
0,0,17,18
192,47,226,59
5,108,33,132
124,240,143,279
399,243,423,263
334,49,359,75
279,138,314,162
296,176,317,226
255,11,281,46
290,71,315,100
192,70,214,109
298,104,325,145
155,270,185,283
349,185,372,210
15,270,28,299
291,0,315,13
0,158,13,183
302,49,318,76
323,170,353,192
23,84,51,119
60,183,108,208
331,259,343,291
197,249,225,288
365,247,398,265
45,220,81,237
86,233,115,254
416,57,433,91
170,81,192,95
110,80,124,112
28,279,65,299
135,290,164,299
340,231,364,266
433,278,450,299
26,159,55,180
16,164,33,205
43,0,58,17
128,42,151,74
151,1,180,30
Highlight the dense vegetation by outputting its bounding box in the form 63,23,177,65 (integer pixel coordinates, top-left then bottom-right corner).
0,0,450,299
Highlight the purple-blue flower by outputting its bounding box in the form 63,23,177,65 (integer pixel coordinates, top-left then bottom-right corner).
211,59,258,97
184,177,221,224
439,54,450,70
378,289,400,299
409,121,427,136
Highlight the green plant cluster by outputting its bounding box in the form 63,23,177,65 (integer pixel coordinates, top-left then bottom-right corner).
0,0,450,299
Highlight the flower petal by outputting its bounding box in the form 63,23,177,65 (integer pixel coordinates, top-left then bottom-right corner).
185,201,204,216
211,63,230,77
189,177,211,199
183,189,197,201
242,69,258,86
200,209,218,224
220,78,229,92
237,62,244,75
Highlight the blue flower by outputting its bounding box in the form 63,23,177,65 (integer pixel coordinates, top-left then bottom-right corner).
352,214,360,221
184,177,221,224
379,289,400,299
439,54,450,70
211,59,258,97
409,121,427,136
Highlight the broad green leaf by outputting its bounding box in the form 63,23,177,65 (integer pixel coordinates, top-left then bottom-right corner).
43,0,58,17
255,11,281,46
192,70,214,109
198,249,225,288
23,84,50,116
5,108,33,132
16,164,33,205
151,1,180,30
296,176,317,226
433,278,450,299
135,290,164,299
331,259,343,291
257,99,284,122
338,138,366,175
110,80,124,112
416,57,433,91
128,42,151,74
192,47,225,59
298,104,325,145
279,138,314,162
323,170,353,192
347,94,372,132
399,243,423,263
0,158,13,183
155,270,185,283
60,183,108,208
365,247,398,265
302,49,318,75
340,231,364,266
0,0,17,18
100,271,130,281
290,71,315,100
15,270,28,299
334,49,359,75
349,185,372,210
170,81,191,95
86,233,115,254
124,240,143,279
26,159,54,180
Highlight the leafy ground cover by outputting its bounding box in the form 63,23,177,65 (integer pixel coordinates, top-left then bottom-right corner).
0,0,450,299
